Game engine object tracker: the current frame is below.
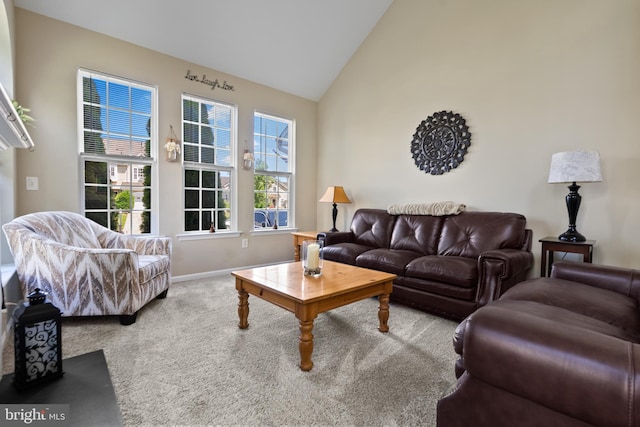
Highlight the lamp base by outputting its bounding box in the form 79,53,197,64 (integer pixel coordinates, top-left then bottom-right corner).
558,228,586,242
558,182,587,242
329,203,339,232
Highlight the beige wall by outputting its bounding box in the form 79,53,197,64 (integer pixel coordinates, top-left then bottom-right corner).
9,1,640,277
0,0,17,265
13,9,318,277
318,0,640,271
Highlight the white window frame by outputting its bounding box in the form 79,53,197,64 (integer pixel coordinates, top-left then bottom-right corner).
253,111,295,231
181,94,237,234
77,69,159,235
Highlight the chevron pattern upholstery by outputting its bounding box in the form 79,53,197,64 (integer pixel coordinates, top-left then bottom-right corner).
3,211,172,325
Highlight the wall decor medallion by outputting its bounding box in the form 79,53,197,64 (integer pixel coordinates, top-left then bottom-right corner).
411,110,471,175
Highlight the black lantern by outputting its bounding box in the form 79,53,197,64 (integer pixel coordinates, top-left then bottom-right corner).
13,288,63,390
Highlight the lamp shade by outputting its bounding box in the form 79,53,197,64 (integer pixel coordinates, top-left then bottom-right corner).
548,150,603,183
319,186,351,204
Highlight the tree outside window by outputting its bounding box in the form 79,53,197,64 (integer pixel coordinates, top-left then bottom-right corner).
253,113,294,229
79,70,155,234
182,95,235,232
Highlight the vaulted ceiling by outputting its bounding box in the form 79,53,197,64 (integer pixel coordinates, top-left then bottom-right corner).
15,0,393,101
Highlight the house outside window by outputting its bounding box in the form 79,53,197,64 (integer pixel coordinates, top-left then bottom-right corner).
253,112,294,230
182,94,235,232
78,70,156,234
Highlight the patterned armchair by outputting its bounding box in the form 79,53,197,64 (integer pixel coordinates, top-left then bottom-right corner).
2,211,172,325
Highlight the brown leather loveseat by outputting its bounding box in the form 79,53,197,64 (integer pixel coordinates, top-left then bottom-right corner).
438,260,640,427
319,208,533,320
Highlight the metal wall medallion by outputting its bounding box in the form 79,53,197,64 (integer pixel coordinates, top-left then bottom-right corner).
411,111,471,175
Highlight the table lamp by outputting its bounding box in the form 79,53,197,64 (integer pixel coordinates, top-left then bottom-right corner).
319,186,351,232
548,150,602,242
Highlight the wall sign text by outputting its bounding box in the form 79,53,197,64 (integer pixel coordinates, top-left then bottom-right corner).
185,70,235,91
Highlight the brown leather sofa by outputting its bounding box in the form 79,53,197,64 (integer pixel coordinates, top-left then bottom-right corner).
318,208,533,320
437,260,640,427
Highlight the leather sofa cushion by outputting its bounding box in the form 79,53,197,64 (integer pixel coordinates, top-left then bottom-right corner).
501,278,640,340
389,215,444,255
323,243,373,265
405,255,478,288
552,261,640,306
401,278,477,300
355,249,421,275
350,209,396,248
438,212,526,258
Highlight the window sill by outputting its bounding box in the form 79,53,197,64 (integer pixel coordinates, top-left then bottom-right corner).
175,229,298,241
250,228,297,236
176,231,242,241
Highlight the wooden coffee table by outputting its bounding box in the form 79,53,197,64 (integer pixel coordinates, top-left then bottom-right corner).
231,261,396,371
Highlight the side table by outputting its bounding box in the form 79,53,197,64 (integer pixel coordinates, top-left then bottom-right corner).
539,236,595,277
292,231,320,261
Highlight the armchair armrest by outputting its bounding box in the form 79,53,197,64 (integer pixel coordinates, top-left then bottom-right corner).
551,260,640,301
476,248,533,306
317,231,353,246
128,235,172,255
98,230,172,255
463,304,640,427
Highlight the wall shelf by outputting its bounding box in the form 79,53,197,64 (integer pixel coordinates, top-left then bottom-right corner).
0,82,34,150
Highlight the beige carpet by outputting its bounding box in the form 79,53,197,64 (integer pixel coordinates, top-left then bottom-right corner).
3,275,459,426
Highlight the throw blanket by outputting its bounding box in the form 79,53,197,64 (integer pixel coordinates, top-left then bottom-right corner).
387,202,466,216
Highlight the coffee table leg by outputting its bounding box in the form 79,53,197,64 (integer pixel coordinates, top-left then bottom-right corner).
298,319,315,371
378,293,390,332
237,289,249,329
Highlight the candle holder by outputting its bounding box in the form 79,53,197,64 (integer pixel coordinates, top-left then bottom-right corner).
302,240,323,277
13,288,63,390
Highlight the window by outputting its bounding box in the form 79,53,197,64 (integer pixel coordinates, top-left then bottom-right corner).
182,94,235,232
78,70,156,234
253,112,294,230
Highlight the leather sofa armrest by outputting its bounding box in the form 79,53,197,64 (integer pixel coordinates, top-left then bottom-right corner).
521,228,533,251
476,249,534,306
317,231,353,246
551,261,640,301
464,304,640,427
452,317,468,379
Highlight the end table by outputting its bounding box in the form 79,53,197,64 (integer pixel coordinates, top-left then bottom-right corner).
539,236,595,277
292,231,320,261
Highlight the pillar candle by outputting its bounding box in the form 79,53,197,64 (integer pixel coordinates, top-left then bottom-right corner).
307,243,320,270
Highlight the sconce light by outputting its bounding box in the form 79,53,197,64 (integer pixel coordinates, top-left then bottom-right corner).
243,149,254,170
548,150,602,242
164,125,180,162
13,288,63,390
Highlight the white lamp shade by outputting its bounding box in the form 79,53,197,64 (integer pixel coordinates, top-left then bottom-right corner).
548,150,603,183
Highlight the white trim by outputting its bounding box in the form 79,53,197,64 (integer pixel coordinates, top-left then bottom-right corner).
176,231,241,241
181,94,238,233
250,228,296,236
252,111,295,230
77,69,159,234
0,82,34,150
